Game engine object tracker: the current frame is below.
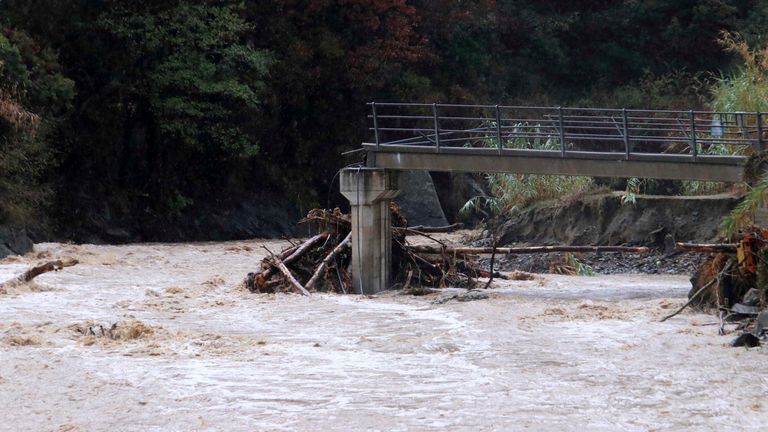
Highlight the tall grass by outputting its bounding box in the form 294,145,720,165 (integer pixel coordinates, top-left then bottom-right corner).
711,32,768,113
712,33,768,235
461,123,594,218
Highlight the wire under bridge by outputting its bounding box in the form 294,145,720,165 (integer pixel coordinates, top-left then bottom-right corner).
362,103,765,182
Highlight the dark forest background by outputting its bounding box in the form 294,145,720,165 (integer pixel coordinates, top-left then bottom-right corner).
1,0,766,242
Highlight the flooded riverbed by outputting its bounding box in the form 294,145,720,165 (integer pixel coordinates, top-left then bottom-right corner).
1,241,766,431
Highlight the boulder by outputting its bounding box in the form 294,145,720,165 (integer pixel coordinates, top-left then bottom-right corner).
742,288,761,307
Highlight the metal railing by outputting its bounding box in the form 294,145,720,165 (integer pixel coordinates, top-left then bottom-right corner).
365,102,764,162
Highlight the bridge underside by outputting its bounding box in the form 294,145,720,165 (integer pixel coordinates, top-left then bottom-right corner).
363,144,746,182
349,147,747,294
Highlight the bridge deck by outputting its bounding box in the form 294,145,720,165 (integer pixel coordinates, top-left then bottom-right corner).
363,103,762,182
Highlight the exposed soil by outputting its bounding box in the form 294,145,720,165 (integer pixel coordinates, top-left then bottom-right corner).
465,192,744,277
496,192,741,246
1,240,766,431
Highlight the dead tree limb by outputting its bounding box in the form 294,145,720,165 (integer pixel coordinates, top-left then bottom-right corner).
282,232,330,264
402,268,414,292
260,243,300,270
660,260,733,323
484,234,497,289
253,232,329,291
397,228,447,247
0,259,79,288
398,223,464,233
263,248,311,297
305,232,351,291
675,242,737,253
408,245,650,255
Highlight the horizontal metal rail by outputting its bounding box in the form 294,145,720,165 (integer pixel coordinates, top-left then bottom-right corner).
366,102,764,165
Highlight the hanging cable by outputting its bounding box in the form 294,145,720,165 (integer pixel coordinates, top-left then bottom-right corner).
355,166,364,294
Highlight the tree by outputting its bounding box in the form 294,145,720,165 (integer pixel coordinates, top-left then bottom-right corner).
4,1,273,236
243,0,428,205
0,29,74,225
91,2,273,218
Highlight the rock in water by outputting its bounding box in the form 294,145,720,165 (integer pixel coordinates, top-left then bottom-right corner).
755,311,768,336
731,303,760,316
742,288,761,307
731,333,761,348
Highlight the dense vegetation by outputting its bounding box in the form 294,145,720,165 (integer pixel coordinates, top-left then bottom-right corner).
0,0,765,241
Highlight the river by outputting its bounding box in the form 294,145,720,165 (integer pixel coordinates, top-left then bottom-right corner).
1,240,766,431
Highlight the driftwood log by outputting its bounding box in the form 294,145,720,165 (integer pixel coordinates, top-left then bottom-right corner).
660,259,734,322
265,250,311,296
0,259,79,289
397,223,464,233
254,232,328,290
408,245,650,255
675,242,738,253
305,232,352,291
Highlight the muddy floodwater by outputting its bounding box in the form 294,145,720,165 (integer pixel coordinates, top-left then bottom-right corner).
1,240,767,431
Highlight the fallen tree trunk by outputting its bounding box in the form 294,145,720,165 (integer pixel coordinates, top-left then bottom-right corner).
0,259,78,288
398,223,465,233
407,245,650,255
253,232,329,291
660,259,734,322
268,254,311,296
305,232,352,291
675,242,737,253
281,232,329,265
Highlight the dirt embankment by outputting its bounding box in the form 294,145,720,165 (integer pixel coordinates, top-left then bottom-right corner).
497,192,741,247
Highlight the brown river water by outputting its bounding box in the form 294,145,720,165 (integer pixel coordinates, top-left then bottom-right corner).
1,240,766,431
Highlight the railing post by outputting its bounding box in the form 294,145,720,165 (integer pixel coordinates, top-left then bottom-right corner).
689,110,697,161
371,102,380,150
432,103,441,153
622,108,630,160
558,107,566,157
757,111,764,152
495,104,503,155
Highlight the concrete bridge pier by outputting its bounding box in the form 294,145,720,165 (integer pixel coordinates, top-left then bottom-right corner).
340,168,399,294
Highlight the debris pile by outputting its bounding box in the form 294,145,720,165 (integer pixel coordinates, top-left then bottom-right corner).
243,207,655,296
243,206,485,295
671,234,768,347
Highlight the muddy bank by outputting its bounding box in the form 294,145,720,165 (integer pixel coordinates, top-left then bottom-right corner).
488,250,711,275
1,241,767,431
497,192,741,246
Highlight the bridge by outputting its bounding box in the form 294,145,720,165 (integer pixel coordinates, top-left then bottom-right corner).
341,103,765,294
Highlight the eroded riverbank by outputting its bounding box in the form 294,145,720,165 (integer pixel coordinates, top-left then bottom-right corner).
1,241,766,431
